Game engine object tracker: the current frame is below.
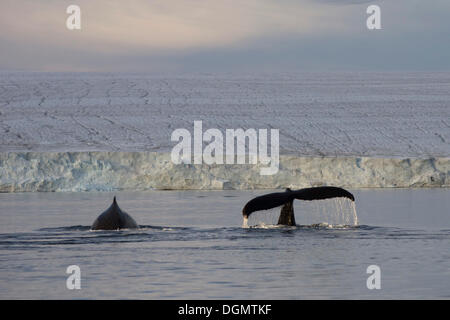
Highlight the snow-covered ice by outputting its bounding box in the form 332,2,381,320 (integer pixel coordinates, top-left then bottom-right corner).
1,72,449,156
0,72,449,191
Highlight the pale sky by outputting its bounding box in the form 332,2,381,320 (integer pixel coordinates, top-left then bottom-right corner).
1,0,449,72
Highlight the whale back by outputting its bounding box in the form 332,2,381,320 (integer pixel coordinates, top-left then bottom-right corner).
91,197,138,230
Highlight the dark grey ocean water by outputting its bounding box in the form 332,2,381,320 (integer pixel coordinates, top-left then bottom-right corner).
0,189,449,299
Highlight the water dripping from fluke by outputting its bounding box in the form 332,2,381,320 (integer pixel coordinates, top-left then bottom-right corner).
241,187,358,228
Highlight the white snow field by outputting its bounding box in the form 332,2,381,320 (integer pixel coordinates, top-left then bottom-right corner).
0,72,449,191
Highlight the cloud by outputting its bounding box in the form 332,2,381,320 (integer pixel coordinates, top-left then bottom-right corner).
0,0,449,71
0,0,359,52
315,0,377,4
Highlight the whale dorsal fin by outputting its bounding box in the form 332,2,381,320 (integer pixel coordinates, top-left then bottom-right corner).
91,196,139,230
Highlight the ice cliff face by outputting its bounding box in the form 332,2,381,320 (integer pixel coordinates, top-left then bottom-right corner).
0,152,448,192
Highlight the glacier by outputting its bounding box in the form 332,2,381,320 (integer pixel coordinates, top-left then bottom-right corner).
1,72,449,192
0,152,448,192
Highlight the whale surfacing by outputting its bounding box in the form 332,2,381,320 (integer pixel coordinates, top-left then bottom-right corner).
242,186,355,226
91,197,139,230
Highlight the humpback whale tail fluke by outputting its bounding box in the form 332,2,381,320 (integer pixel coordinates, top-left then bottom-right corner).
91,196,139,230
242,186,355,226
